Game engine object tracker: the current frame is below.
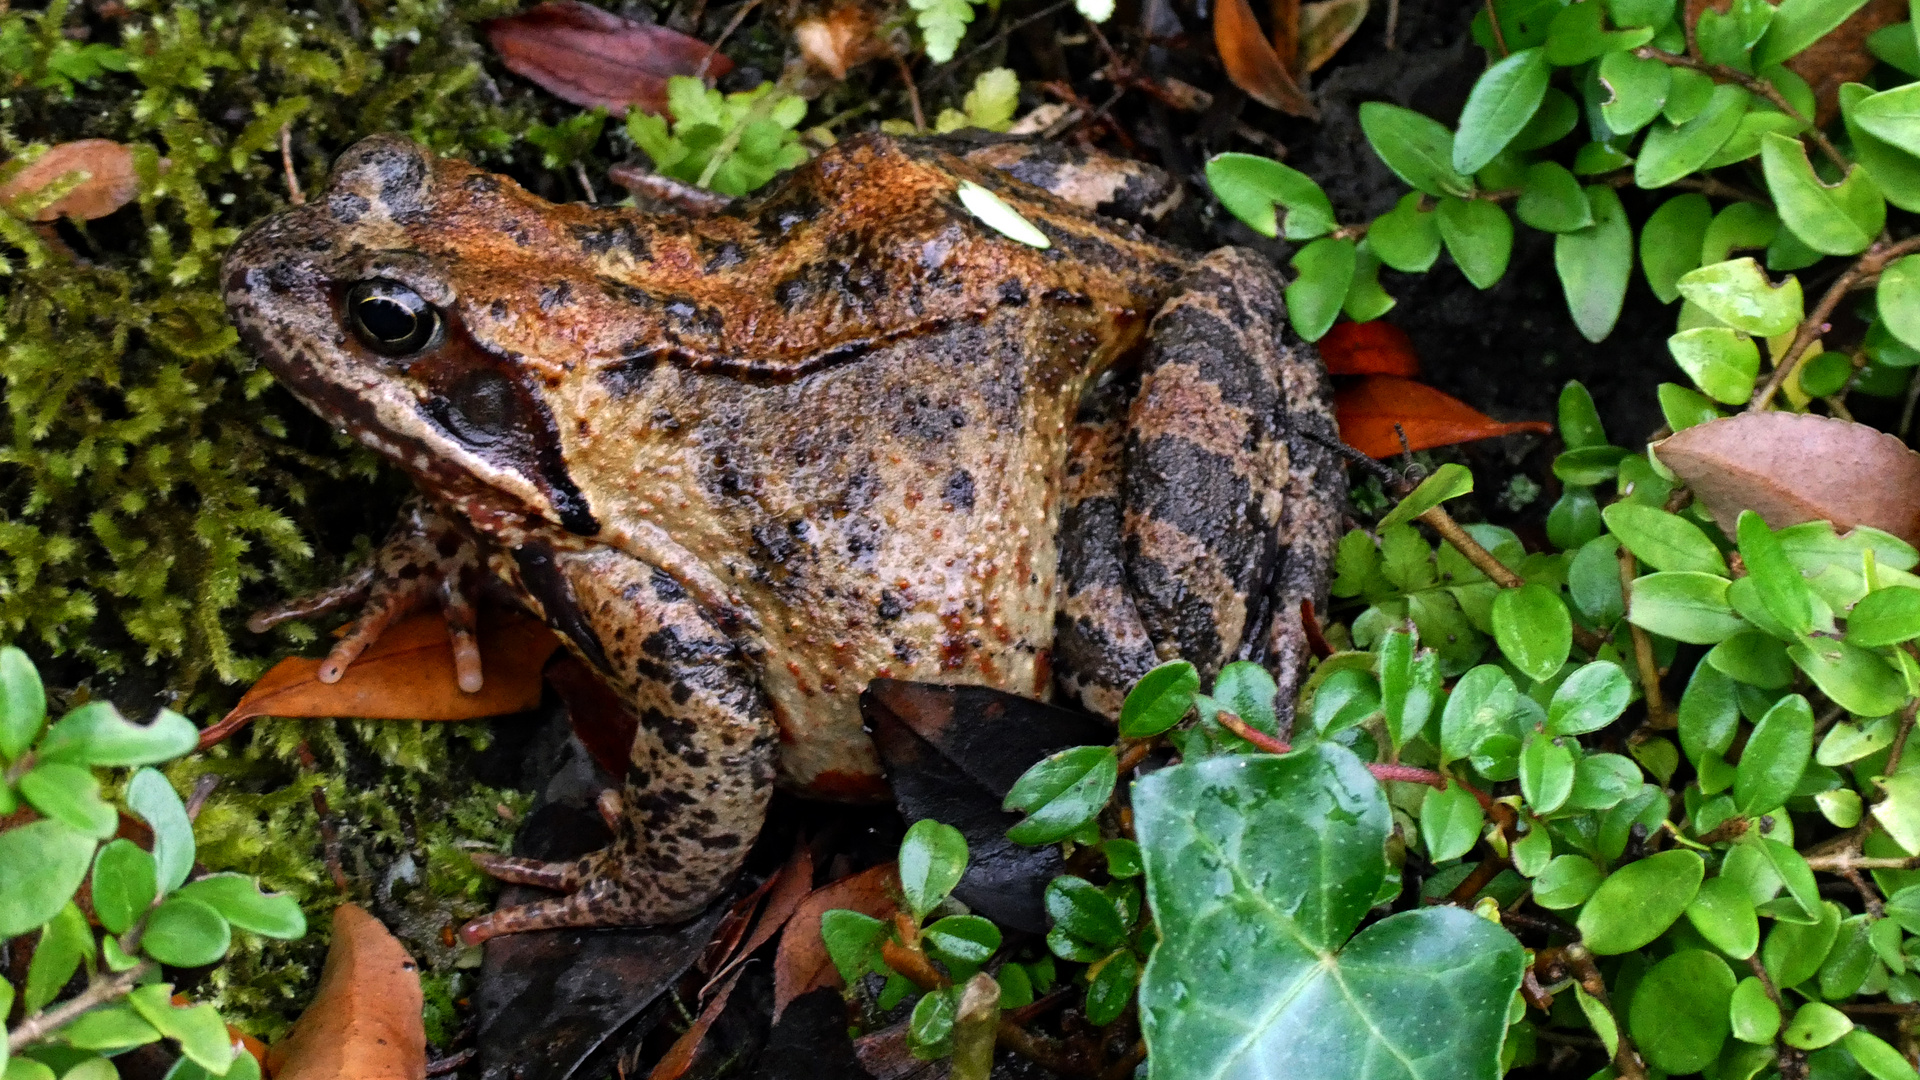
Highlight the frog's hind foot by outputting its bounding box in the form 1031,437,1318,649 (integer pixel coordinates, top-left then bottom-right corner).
467,852,592,891
249,498,487,692
457,873,636,944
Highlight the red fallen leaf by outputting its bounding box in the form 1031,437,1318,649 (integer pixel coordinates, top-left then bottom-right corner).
1215,0,1318,118
1654,411,1920,545
1335,375,1554,458
484,1,732,117
267,905,425,1080
772,862,900,1019
1,139,140,222
1319,320,1420,376
200,608,563,749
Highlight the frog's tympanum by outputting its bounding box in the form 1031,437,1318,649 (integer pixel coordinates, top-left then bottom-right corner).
223,133,1346,943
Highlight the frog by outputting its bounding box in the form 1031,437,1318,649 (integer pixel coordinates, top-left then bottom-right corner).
222,132,1346,944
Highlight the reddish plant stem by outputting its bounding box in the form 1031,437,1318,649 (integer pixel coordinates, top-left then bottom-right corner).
1751,233,1920,412
1213,712,1494,808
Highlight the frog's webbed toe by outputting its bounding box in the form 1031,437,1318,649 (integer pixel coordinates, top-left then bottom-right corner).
458,870,635,944
249,498,487,692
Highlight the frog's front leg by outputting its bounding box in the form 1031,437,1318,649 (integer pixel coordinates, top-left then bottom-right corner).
459,545,776,944
249,497,486,692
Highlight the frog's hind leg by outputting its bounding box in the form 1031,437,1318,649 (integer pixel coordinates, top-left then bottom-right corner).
1120,248,1345,721
459,547,777,944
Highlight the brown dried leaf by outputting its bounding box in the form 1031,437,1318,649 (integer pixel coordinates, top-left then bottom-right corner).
1271,0,1302,80
1215,0,1318,117
1300,0,1369,73
1653,411,1920,545
202,609,562,749
648,968,744,1080
0,140,139,222
1334,375,1553,457
772,862,900,1019
707,842,816,993
267,905,425,1080
483,1,732,117
1784,0,1906,126
794,4,890,80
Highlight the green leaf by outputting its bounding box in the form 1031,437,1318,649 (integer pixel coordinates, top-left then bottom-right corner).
61,1004,162,1052
173,873,307,939
1516,162,1593,234
957,181,1049,248
1493,583,1572,683
1784,1002,1854,1050
1005,745,1118,845
1547,661,1632,735
1567,753,1642,810
1705,110,1810,170
1519,733,1577,814
1102,838,1143,878
1686,876,1760,958
1642,195,1713,304
1707,629,1795,688
1136,747,1524,1080
0,818,94,938
1754,0,1873,66
821,909,888,982
0,646,46,760
1866,21,1920,75
1574,139,1634,174
1576,849,1705,954
1310,667,1383,736
37,703,196,768
1599,48,1672,134
1738,509,1814,634
1658,382,1722,431
1876,771,1920,854
1380,463,1475,530
1880,255,1920,353
1735,693,1813,815
1343,241,1397,322
1569,536,1627,625
1845,1029,1920,1080
1677,257,1805,335
26,901,94,1014
1603,502,1729,573
1766,898,1843,985
1421,781,1484,862
127,767,193,894
1852,83,1920,158
127,985,234,1076
1436,198,1513,289
1667,326,1761,403
1287,238,1357,342
1454,48,1552,175
91,839,158,936
1554,185,1633,342
141,896,231,968
1558,381,1607,448
1762,134,1881,256
17,762,118,839
1629,950,1735,1073
1636,84,1750,188
1206,154,1336,240
1379,631,1442,748
1119,660,1200,738
1358,102,1476,198
1046,875,1127,950
1791,638,1907,717
1849,586,1920,646
1085,950,1139,1026
1842,82,1920,213
1212,661,1279,736
909,985,958,1058
1731,976,1782,1043
922,914,1002,974
899,819,967,919
1440,664,1520,767
1533,855,1604,908
1369,192,1443,272
1629,571,1746,643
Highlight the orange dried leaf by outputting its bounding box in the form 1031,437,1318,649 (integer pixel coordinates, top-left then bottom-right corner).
1319,320,1420,376
483,1,732,117
1335,375,1553,458
203,609,562,749
1215,0,1318,118
1653,411,1920,545
794,5,890,80
1300,0,1369,73
1271,0,1302,80
1,140,139,222
267,905,425,1080
772,862,900,1019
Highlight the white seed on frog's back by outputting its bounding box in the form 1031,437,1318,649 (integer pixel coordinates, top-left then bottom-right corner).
956,181,1050,250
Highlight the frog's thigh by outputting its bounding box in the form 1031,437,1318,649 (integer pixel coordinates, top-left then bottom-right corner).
1121,248,1297,679
468,549,776,937
1054,385,1163,718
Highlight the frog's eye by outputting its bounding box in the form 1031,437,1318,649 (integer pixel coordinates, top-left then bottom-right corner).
347,279,439,357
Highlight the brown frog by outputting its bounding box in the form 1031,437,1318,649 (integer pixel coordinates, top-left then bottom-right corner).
222,133,1346,943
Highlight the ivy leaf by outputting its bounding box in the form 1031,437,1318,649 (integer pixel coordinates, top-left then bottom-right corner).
1760,134,1883,256
1452,47,1551,175
1136,746,1525,1080
1358,102,1475,198
1554,185,1632,342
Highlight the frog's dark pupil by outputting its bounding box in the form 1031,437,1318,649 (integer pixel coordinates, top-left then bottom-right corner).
347,279,438,356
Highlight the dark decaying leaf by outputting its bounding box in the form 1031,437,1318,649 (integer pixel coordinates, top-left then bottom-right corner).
545,654,641,780
200,609,562,749
746,988,873,1080
772,863,900,1019
1335,375,1555,457
473,801,732,1080
483,1,732,117
862,679,1110,933
266,905,426,1080
1654,411,1920,545
1214,0,1319,117
647,967,745,1080
0,139,141,222
706,842,817,992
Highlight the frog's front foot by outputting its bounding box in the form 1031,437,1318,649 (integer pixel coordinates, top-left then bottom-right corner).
249,498,487,692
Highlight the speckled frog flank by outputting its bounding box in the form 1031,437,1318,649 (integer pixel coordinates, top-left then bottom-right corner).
223,133,1345,941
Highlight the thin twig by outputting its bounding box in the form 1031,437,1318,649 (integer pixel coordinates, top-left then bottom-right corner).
279,123,304,206
1621,544,1673,729
1419,505,1608,654
1214,712,1493,805
9,961,156,1052
1751,234,1920,412
1840,867,1887,918
1631,48,1848,173
1882,698,1920,784
1482,0,1509,55
1563,946,1650,1080
696,0,762,78
896,56,927,133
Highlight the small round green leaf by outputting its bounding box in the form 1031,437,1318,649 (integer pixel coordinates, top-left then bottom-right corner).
1084,949,1139,1027
1287,238,1357,342
1676,257,1806,336
1783,1001,1853,1050
1119,660,1200,738
1532,855,1604,909
1685,875,1760,959
1627,571,1747,644
1205,153,1336,241
1576,849,1705,954
1635,84,1749,188
1546,661,1632,736
1790,638,1908,717
1519,733,1576,815
1628,950,1735,1073
1045,875,1127,951
1734,692,1813,815
1493,583,1571,683
141,896,232,968
0,818,95,938
1436,197,1513,289
1729,976,1781,1043
1844,1029,1920,1080
1420,781,1484,862
1667,327,1762,404
1879,255,1920,353
0,645,46,761
172,873,307,939
899,819,968,919
1358,102,1475,198
91,839,158,937
1554,185,1633,342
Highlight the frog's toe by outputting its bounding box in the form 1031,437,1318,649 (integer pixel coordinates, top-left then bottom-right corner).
468,851,592,891
457,876,629,944
247,564,379,633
